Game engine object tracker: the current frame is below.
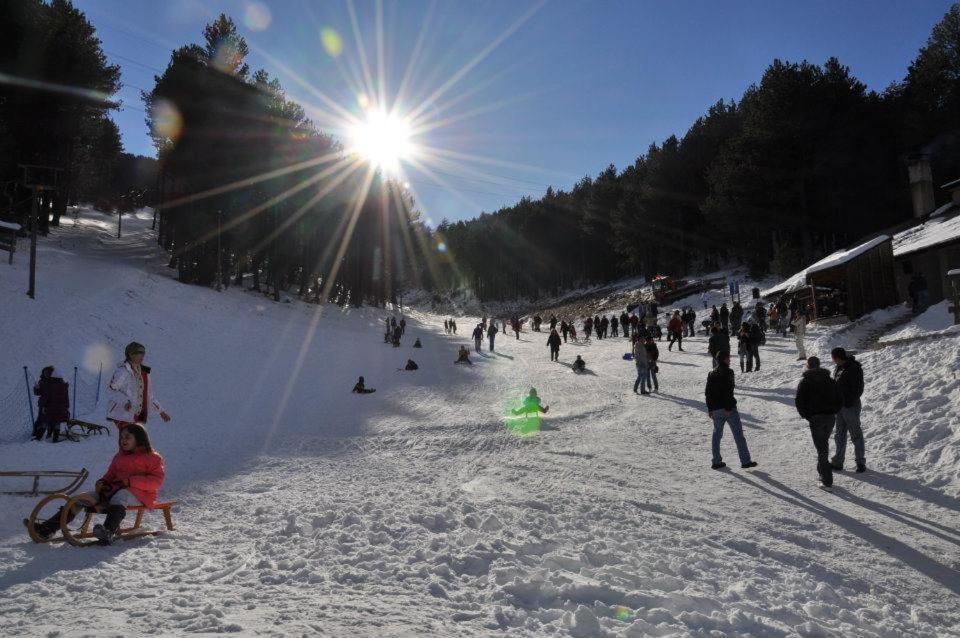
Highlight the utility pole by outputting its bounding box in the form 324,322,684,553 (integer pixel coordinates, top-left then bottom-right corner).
215,208,222,291
19,164,61,300
28,185,38,299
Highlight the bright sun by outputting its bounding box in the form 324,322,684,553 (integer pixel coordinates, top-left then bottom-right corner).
349,110,413,173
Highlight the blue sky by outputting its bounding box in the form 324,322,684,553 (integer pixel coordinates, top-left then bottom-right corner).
76,0,954,224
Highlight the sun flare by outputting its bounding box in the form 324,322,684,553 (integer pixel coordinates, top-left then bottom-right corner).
349,109,413,173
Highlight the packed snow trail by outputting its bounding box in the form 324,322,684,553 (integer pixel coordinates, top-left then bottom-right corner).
0,209,958,636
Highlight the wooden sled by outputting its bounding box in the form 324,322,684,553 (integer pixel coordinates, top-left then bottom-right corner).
0,469,89,496
65,419,111,441
25,492,177,546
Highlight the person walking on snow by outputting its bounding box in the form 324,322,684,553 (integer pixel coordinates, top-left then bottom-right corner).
730,302,743,336
737,322,751,373
632,335,651,394
831,348,866,473
32,366,70,442
27,423,164,545
399,318,406,335
472,324,484,353
795,356,844,488
719,303,730,333
107,342,171,434
611,315,619,337
644,335,659,392
547,329,562,362
746,321,763,372
487,321,498,351
708,326,729,369
667,311,684,351
561,320,569,343
704,352,757,470
792,309,807,360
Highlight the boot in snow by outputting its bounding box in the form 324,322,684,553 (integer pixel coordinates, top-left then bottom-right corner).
711,462,726,470
741,461,758,469
92,524,116,545
25,518,57,541
855,463,866,473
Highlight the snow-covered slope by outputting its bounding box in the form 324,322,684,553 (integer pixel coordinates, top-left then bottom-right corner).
0,209,958,636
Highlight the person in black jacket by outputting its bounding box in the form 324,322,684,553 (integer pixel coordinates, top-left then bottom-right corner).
708,326,729,369
831,348,866,472
352,376,376,394
33,366,70,442
719,303,730,333
547,329,562,361
487,322,499,351
472,324,484,353
795,356,844,487
746,321,763,372
704,352,757,470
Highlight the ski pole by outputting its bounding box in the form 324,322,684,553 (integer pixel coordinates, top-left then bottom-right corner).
95,361,102,405
23,366,35,428
73,367,78,420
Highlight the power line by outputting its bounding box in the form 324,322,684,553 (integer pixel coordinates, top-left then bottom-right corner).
103,49,163,74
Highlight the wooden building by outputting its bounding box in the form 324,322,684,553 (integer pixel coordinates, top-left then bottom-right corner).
892,178,960,306
763,235,899,321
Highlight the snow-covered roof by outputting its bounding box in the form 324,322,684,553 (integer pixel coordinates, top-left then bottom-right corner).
893,210,960,257
0,220,21,232
948,268,960,277
762,235,890,297
930,201,956,218
941,177,960,190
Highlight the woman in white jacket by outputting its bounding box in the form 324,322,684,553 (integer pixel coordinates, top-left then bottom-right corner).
107,342,171,429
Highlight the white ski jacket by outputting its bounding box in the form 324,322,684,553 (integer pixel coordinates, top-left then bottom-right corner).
106,361,163,423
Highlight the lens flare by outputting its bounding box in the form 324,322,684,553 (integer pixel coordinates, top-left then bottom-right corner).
436,241,447,253
349,109,413,173
321,27,343,58
82,343,112,374
615,606,632,622
151,98,183,143
242,1,272,31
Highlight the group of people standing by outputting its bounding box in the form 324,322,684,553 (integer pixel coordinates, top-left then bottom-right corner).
385,316,407,346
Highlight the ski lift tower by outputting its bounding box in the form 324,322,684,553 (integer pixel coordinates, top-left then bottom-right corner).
18,164,63,299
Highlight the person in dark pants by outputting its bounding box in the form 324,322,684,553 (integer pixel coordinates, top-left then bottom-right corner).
708,326,729,369
831,348,866,473
704,352,757,470
667,311,684,351
487,322,498,352
747,321,763,372
547,329,562,361
472,324,484,353
795,357,844,488
719,303,730,333
32,366,70,442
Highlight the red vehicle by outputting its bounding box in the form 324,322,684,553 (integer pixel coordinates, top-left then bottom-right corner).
650,275,709,304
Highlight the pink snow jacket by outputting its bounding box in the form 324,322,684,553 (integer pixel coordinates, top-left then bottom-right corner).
100,448,165,508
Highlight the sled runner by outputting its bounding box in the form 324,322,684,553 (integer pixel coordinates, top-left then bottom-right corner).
25,492,177,546
0,469,89,496
65,419,110,440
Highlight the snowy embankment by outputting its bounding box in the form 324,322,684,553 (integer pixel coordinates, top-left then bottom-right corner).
0,208,958,637
879,300,960,343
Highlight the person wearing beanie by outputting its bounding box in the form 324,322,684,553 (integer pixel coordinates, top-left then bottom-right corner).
106,342,171,434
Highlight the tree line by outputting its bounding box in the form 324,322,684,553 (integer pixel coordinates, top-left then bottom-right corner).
0,0,156,234
146,16,424,305
3,2,958,307
436,5,960,301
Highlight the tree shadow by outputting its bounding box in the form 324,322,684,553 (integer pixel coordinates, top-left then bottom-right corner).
732,471,960,596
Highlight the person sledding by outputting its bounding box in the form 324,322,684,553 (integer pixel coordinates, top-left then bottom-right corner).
107,342,171,436
27,423,164,545
454,345,473,365
572,355,586,373
512,388,549,416
352,376,376,393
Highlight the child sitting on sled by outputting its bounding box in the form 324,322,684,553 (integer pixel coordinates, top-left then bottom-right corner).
27,423,164,545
